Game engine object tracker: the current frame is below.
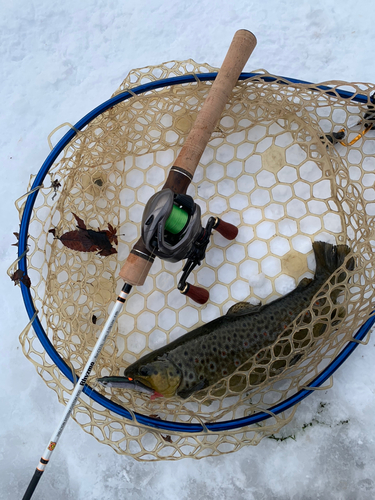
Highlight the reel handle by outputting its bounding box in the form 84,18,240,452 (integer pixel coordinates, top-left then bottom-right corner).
180,283,210,305
119,30,257,286
214,218,238,240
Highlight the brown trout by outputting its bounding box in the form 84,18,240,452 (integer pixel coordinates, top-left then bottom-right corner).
125,242,352,399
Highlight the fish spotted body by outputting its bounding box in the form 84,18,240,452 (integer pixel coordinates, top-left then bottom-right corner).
125,242,353,399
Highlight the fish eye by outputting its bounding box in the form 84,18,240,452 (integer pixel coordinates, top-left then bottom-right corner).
140,366,150,376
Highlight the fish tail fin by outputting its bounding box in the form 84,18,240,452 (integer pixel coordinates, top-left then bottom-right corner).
313,241,354,279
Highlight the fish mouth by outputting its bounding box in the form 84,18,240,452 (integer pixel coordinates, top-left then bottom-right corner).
130,374,177,398
125,360,181,398
125,366,156,388
125,369,156,391
132,376,154,390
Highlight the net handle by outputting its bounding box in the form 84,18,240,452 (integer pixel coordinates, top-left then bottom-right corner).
119,29,257,285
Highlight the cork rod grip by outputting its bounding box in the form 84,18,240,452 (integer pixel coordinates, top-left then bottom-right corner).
119,30,257,286
173,29,257,177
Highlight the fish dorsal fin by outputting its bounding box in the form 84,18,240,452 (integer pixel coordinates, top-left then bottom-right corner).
226,301,262,317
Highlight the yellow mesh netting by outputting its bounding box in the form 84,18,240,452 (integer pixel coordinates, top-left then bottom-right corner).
12,60,375,460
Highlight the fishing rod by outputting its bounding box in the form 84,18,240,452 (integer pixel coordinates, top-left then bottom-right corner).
22,29,257,499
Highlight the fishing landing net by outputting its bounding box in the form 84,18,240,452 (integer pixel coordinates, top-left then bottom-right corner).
13,60,375,460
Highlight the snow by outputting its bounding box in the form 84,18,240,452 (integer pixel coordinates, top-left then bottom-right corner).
2,0,375,499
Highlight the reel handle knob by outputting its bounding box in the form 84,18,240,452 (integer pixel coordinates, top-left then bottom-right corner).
214,218,238,240
180,283,209,305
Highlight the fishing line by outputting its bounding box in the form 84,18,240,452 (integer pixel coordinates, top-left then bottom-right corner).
164,205,189,234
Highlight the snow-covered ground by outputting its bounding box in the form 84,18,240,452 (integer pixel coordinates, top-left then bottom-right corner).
1,1,375,499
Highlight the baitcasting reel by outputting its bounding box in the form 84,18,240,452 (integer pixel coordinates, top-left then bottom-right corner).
141,188,238,304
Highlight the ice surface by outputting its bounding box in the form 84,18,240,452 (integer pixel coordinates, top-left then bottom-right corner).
2,1,375,499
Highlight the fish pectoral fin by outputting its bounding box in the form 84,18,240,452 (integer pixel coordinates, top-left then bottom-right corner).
177,379,209,399
226,301,262,317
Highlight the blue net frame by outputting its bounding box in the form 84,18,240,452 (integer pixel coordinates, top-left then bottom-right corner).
17,72,375,433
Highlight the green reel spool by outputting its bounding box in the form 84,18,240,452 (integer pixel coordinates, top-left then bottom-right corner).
165,204,189,234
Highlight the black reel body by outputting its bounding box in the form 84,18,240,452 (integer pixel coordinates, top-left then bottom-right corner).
142,189,202,262
141,188,237,304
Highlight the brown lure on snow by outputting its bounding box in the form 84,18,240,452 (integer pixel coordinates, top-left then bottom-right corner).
125,242,354,399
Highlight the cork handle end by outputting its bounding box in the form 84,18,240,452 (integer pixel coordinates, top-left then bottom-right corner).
173,29,257,177
119,252,153,286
